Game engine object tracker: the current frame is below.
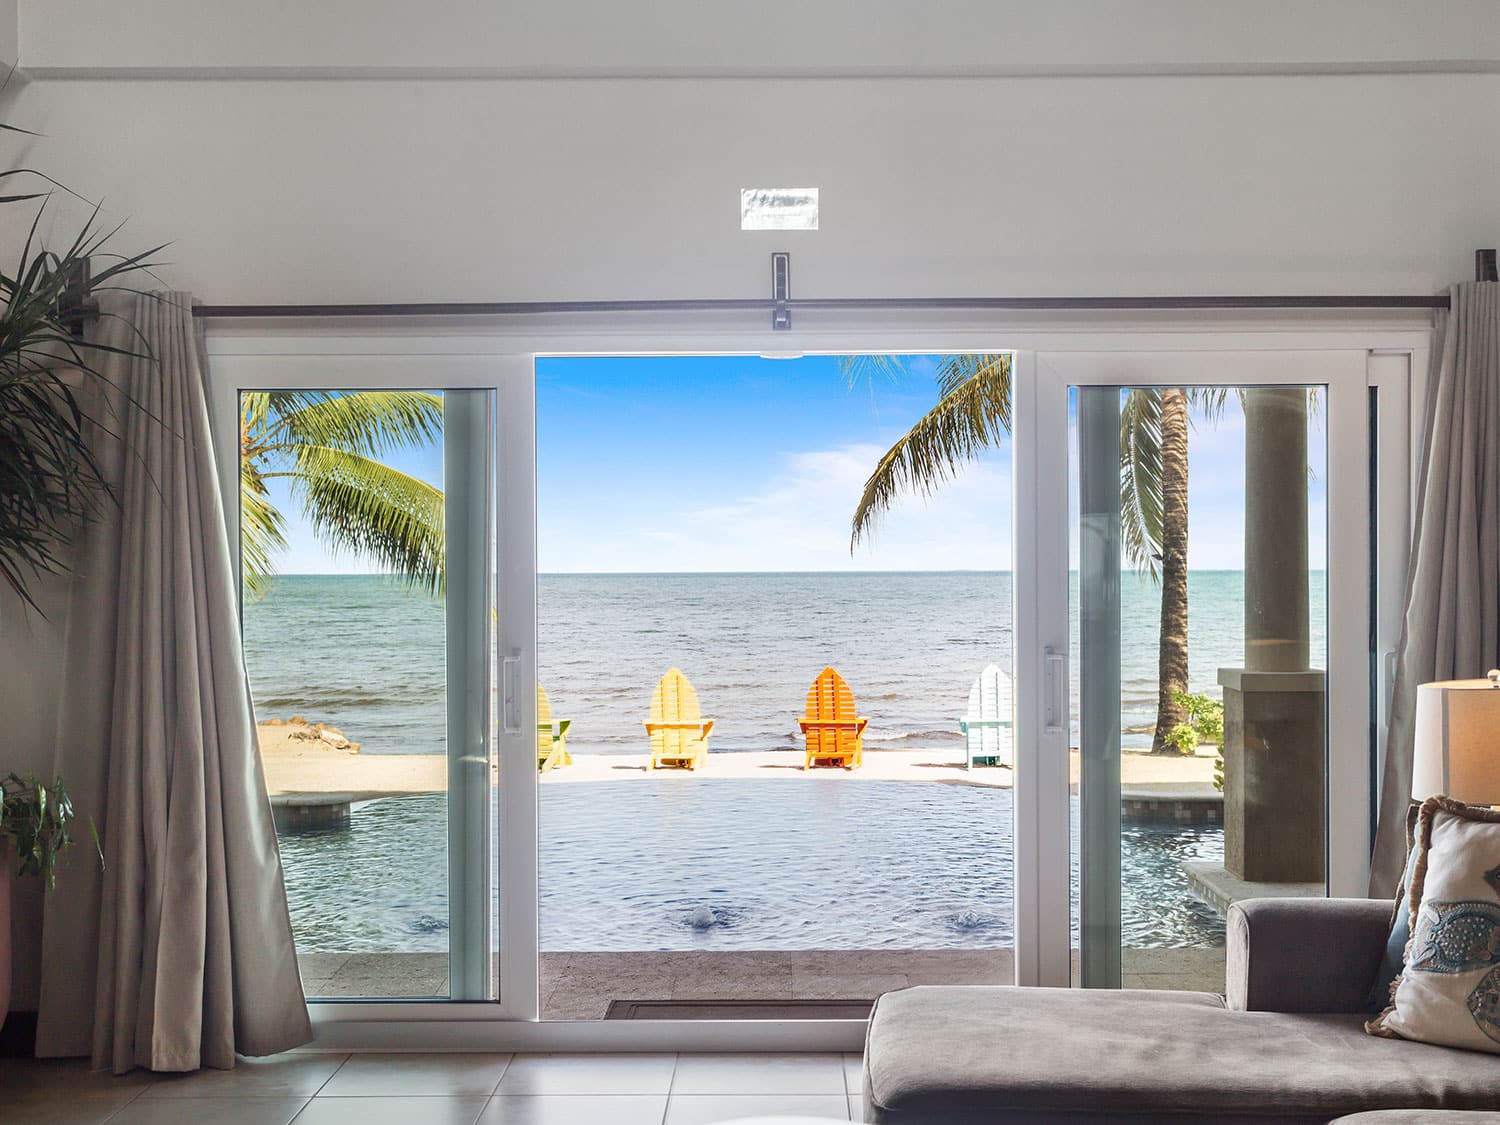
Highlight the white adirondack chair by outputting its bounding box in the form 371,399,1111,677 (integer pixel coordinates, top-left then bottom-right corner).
960,663,1014,768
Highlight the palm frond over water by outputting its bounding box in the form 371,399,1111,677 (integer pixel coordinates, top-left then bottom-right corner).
240,390,446,597
845,353,1013,548
1119,387,1165,579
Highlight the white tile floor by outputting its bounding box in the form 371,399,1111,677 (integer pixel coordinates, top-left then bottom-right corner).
1,1052,869,1124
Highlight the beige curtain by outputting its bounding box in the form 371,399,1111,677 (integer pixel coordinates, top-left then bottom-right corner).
35,292,310,1071
1370,282,1500,895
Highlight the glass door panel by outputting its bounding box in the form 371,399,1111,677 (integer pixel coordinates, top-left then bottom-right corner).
1072,383,1329,991
236,383,495,1001
1035,350,1372,993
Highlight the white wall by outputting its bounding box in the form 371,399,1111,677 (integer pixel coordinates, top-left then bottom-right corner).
0,1,15,70
7,2,1499,304
7,73,1499,307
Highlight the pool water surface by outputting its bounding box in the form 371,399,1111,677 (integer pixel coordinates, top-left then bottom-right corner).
277,779,1224,953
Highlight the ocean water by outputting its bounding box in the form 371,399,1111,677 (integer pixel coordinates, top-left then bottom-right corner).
242,571,1328,754
247,571,1273,956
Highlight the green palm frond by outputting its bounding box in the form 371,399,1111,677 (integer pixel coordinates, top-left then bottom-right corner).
932,354,1012,403
849,353,1012,547
238,467,286,601
239,391,447,596
840,354,913,386
1187,386,1230,427
264,390,443,459
1119,388,1165,579
282,445,444,596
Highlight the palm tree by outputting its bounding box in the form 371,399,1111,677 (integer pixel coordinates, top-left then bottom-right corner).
1136,388,1190,753
846,355,1197,754
239,390,445,598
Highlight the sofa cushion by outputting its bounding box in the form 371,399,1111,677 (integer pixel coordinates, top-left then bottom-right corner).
865,986,1500,1124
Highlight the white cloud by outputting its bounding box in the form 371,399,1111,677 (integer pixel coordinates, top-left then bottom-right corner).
546,442,1013,572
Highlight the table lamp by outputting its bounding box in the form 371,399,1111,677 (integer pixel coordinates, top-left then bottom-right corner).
1411,672,1500,806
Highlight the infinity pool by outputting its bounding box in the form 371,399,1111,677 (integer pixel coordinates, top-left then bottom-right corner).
277,779,1224,953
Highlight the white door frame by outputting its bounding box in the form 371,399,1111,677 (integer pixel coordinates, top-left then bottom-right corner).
1027,348,1407,985
205,319,1422,1049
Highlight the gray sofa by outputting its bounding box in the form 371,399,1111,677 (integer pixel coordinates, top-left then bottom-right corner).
862,898,1500,1124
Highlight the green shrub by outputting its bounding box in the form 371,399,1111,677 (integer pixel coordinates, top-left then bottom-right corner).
1169,690,1227,786
1164,723,1198,756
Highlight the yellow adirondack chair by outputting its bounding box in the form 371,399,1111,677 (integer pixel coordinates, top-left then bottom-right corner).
537,683,572,772
644,667,715,770
797,666,868,770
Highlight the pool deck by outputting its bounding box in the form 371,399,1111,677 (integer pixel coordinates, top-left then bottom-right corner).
297,948,1229,1015
260,722,1222,802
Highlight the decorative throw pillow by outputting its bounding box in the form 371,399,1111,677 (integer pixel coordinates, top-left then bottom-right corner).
1365,801,1424,1012
1369,796,1500,1053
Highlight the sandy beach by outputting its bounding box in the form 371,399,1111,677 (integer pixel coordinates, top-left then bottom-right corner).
258,719,1220,800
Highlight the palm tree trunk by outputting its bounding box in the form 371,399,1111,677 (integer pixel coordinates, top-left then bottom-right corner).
1151,387,1191,753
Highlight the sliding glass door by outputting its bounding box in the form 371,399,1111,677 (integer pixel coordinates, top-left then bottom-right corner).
208,334,1408,1034
214,351,535,1013
1028,350,1379,991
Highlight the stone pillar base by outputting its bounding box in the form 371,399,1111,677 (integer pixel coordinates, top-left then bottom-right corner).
1217,667,1326,884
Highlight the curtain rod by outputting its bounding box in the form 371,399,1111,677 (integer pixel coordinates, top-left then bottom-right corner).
191,294,1450,319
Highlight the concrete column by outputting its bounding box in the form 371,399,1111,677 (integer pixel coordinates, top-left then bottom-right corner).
1219,388,1326,884
1244,389,1310,674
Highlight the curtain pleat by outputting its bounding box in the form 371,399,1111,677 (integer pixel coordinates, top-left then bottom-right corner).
36,292,310,1071
1371,282,1500,895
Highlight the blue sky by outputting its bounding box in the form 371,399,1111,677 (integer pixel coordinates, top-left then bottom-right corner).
258,355,1326,574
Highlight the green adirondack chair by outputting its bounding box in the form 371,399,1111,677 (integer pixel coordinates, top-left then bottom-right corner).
538,683,572,772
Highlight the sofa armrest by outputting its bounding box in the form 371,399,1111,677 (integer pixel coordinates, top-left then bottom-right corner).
1226,897,1391,1013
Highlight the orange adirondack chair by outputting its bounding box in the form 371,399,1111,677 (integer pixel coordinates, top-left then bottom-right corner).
797,666,868,770
644,667,715,770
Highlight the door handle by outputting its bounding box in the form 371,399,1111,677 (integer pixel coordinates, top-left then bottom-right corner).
1044,646,1066,736
502,655,521,734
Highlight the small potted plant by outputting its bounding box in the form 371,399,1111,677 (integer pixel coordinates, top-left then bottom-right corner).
0,773,96,1030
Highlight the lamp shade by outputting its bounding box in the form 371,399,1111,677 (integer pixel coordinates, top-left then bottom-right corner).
1411,676,1500,805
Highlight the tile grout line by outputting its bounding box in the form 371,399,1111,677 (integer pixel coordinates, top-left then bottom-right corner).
309,1052,355,1097
109,1075,155,1119
289,1049,354,1120
483,1050,516,1098
662,1051,681,1124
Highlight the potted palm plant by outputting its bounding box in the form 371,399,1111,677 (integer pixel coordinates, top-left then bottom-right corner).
0,108,158,1032
0,773,94,1028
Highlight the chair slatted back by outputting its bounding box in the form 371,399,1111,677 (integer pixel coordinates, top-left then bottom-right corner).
648,667,703,759
537,683,556,757
803,666,862,759
964,663,1013,759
